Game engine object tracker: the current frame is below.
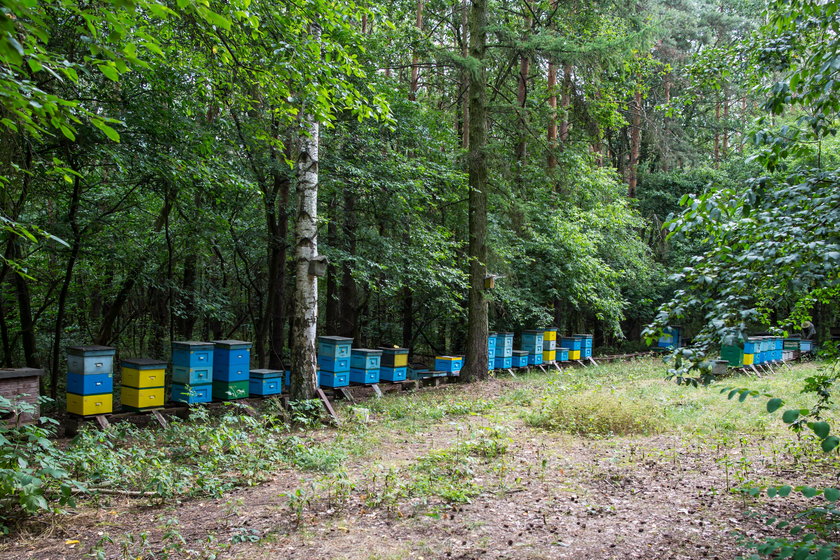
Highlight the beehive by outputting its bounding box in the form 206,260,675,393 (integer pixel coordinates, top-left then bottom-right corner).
170,341,214,404
435,356,463,373
212,340,252,383
120,358,166,411
350,349,382,385
380,348,409,368
249,369,284,396
317,336,352,387
66,346,115,416
511,350,529,368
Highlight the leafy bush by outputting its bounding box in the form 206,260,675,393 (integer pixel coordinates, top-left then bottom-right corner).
525,391,662,436
0,396,81,534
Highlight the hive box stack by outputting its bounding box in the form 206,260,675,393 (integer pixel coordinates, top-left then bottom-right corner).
574,334,593,359
494,332,513,369
721,338,757,367
170,341,214,404
379,348,408,382
120,358,166,412
249,369,284,396
66,346,115,416
350,349,382,385
511,350,529,368
561,336,582,360
784,338,800,361
487,332,497,370
773,337,783,362
557,346,570,362
522,330,544,366
211,340,251,400
435,355,464,377
657,326,682,349
318,336,352,388
542,328,557,363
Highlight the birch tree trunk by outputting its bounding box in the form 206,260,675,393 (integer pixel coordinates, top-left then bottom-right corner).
290,22,321,401
463,0,489,383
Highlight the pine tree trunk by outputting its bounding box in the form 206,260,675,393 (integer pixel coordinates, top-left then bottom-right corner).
290,22,322,401
559,63,572,144
515,17,531,165
547,59,557,169
409,0,425,101
464,0,489,383
627,88,642,198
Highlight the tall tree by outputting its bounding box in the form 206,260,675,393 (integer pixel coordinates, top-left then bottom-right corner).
464,0,489,382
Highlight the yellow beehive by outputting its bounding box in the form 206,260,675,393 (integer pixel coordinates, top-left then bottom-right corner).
542,350,556,362
543,328,557,342
122,366,165,389
570,350,581,360
121,387,165,409
66,392,112,416
743,353,754,365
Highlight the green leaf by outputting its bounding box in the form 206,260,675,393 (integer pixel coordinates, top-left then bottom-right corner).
821,436,839,453
824,487,839,502
92,119,120,142
766,397,783,413
801,486,818,498
808,421,830,439
98,64,119,82
778,485,792,497
781,409,800,424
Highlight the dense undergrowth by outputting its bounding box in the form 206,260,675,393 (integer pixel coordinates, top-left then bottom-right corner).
2,358,839,558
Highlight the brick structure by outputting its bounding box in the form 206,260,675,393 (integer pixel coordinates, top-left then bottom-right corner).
0,368,45,425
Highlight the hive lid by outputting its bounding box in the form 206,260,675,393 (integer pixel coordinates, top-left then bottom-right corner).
572,333,593,338
319,335,353,343
436,355,460,360
213,339,253,349
544,327,558,331
250,369,283,378
0,368,44,380
172,341,214,348
67,345,116,356
121,358,167,368
351,348,383,356
379,347,408,353
523,329,545,334
512,350,529,356
497,332,513,336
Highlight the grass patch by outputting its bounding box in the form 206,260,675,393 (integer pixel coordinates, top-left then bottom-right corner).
525,390,663,436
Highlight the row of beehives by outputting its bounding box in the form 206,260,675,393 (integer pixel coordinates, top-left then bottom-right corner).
720,336,814,367
63,329,597,416
488,328,593,370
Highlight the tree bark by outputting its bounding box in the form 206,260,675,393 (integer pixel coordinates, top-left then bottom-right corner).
49,171,83,398
547,58,558,169
461,0,470,149
464,0,489,382
627,87,642,198
409,0,425,101
515,17,531,167
290,22,322,401
559,63,572,144
267,168,290,369
338,187,357,340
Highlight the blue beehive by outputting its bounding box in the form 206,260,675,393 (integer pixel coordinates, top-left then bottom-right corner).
349,368,380,385
249,369,283,396
319,370,349,388
351,349,382,370
495,333,514,358
521,330,545,353
318,355,351,373
800,339,813,352
557,348,570,362
318,336,353,359
212,340,251,382
528,352,544,365
172,365,212,385
494,356,513,369
67,372,113,395
488,332,497,370
657,326,682,349
582,347,592,358
435,356,463,373
170,383,212,404
512,350,529,368
172,341,214,369
380,366,407,382
573,334,593,348
560,337,581,351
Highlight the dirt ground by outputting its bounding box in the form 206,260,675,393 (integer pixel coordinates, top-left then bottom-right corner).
0,376,831,560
